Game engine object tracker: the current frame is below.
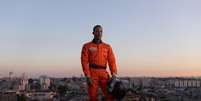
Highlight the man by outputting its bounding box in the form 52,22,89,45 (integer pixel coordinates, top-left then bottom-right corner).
81,25,117,101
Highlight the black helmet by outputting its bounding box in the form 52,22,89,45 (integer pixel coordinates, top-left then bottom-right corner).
107,77,127,100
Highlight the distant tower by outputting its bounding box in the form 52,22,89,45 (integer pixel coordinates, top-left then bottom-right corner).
9,71,13,80
18,73,28,91
39,75,51,90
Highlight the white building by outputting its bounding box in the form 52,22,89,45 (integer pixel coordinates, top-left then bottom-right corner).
174,79,201,88
39,75,51,90
26,91,56,101
18,73,28,91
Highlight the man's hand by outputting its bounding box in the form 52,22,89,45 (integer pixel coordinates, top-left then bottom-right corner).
85,76,93,86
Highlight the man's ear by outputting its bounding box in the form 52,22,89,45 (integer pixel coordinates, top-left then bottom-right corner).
92,32,94,35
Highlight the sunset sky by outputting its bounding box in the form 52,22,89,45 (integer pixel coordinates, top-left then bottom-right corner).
0,0,201,77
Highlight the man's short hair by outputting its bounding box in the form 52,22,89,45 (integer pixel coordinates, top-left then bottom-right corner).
93,25,102,32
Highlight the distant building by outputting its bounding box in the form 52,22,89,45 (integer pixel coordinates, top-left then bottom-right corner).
39,75,51,90
26,90,56,101
18,73,28,91
0,91,17,101
174,79,201,88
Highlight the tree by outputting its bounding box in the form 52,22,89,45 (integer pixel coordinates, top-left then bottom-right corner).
17,94,27,101
57,85,68,96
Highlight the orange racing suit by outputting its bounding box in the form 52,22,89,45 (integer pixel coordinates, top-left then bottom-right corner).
81,40,117,101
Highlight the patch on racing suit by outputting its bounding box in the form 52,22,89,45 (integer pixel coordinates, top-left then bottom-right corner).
89,47,97,52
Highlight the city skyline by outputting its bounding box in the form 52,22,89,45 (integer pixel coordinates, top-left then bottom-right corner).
0,0,201,77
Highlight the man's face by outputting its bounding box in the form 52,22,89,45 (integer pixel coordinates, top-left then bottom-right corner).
93,27,103,40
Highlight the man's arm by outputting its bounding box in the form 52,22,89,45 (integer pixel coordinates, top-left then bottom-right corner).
81,44,91,77
108,45,117,76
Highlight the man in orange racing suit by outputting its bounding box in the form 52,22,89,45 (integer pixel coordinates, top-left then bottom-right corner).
81,25,117,101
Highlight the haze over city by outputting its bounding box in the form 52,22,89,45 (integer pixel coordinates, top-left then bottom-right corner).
0,0,201,77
